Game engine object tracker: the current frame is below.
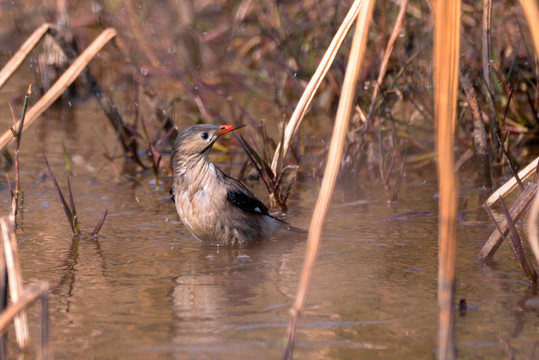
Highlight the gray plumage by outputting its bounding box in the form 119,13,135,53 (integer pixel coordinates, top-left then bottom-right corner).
170,124,300,246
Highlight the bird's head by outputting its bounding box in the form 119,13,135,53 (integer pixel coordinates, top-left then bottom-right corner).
171,124,245,164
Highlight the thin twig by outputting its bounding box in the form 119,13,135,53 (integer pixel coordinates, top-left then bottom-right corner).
367,0,408,120
12,85,32,219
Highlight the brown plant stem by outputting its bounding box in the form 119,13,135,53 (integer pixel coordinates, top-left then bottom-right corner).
0,281,49,359
477,182,538,263
0,23,52,89
0,28,118,152
529,178,539,265
460,73,492,190
521,0,539,57
12,85,31,220
282,0,375,358
47,27,144,165
434,0,461,358
0,216,28,349
270,0,364,175
367,0,408,120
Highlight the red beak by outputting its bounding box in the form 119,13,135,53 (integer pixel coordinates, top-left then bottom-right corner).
216,124,245,135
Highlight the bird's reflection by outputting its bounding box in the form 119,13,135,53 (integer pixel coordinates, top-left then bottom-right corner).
169,235,302,351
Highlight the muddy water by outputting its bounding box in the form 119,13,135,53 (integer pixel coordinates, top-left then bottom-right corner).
0,97,535,359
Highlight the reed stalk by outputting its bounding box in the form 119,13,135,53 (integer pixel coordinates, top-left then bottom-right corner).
434,0,461,358
270,0,364,175
0,282,49,360
367,0,408,120
521,0,539,57
478,182,538,262
0,28,117,152
0,216,28,349
529,179,539,264
0,23,52,89
282,0,375,358
484,156,538,208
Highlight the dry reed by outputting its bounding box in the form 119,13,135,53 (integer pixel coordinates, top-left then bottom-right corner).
484,156,538,208
270,0,364,174
478,182,538,262
521,0,539,56
0,282,49,359
434,0,461,358
529,179,539,264
366,0,408,120
282,0,375,358
0,28,117,152
0,216,28,349
0,23,52,89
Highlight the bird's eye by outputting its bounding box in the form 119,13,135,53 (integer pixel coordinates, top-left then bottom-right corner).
200,132,209,140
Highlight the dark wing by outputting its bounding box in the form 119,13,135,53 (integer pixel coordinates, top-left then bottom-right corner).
226,189,269,215
169,186,175,203
215,166,269,215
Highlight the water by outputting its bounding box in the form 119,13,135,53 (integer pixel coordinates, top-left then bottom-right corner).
0,101,536,359
0,3,538,358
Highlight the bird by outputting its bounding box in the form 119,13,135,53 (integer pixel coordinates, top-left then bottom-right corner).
170,123,304,246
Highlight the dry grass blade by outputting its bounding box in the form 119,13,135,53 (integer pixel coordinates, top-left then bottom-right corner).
0,216,29,349
0,28,118,152
434,0,461,358
91,209,108,237
282,0,375,358
42,151,76,235
521,0,539,56
0,23,52,89
66,176,80,235
270,0,364,174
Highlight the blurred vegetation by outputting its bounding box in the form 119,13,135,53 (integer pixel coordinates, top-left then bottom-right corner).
0,0,537,208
